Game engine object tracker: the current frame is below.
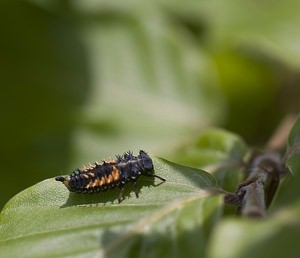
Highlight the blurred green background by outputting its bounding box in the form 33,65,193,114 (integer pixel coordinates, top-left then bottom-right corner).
1,0,300,209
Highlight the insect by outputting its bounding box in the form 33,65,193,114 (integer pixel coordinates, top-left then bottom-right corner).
55,150,165,202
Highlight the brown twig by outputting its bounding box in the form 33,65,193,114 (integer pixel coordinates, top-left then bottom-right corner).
224,114,297,218
225,150,284,218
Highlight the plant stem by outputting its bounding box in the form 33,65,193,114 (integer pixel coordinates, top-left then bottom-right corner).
241,151,283,218
225,151,283,218
240,180,266,218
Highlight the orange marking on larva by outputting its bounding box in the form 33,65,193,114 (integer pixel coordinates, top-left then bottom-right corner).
106,174,113,184
91,180,98,188
89,172,95,177
103,175,109,184
112,166,120,181
100,177,105,186
93,179,101,187
86,180,94,189
83,174,89,179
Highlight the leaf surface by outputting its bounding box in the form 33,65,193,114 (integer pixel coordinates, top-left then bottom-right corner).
0,158,223,258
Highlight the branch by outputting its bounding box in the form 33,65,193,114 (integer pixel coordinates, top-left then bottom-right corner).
225,151,283,218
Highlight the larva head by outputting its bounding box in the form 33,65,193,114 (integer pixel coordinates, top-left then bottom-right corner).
138,150,154,173
55,176,71,191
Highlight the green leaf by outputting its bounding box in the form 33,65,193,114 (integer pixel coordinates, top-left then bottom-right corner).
167,128,248,168
273,115,300,208
207,205,300,258
167,128,248,192
0,158,223,258
288,115,300,147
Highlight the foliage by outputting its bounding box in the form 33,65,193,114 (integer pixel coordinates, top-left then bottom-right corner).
1,0,300,257
1,116,300,257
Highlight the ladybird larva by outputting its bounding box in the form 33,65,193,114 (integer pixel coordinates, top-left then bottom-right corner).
55,150,165,202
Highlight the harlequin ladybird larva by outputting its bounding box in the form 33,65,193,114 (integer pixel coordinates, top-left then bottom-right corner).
55,150,165,202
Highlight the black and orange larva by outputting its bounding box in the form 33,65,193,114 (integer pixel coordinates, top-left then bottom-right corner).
55,150,165,202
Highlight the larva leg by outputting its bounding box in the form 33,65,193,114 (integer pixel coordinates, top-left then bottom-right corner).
118,187,125,203
133,180,139,198
153,174,166,182
145,174,166,182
